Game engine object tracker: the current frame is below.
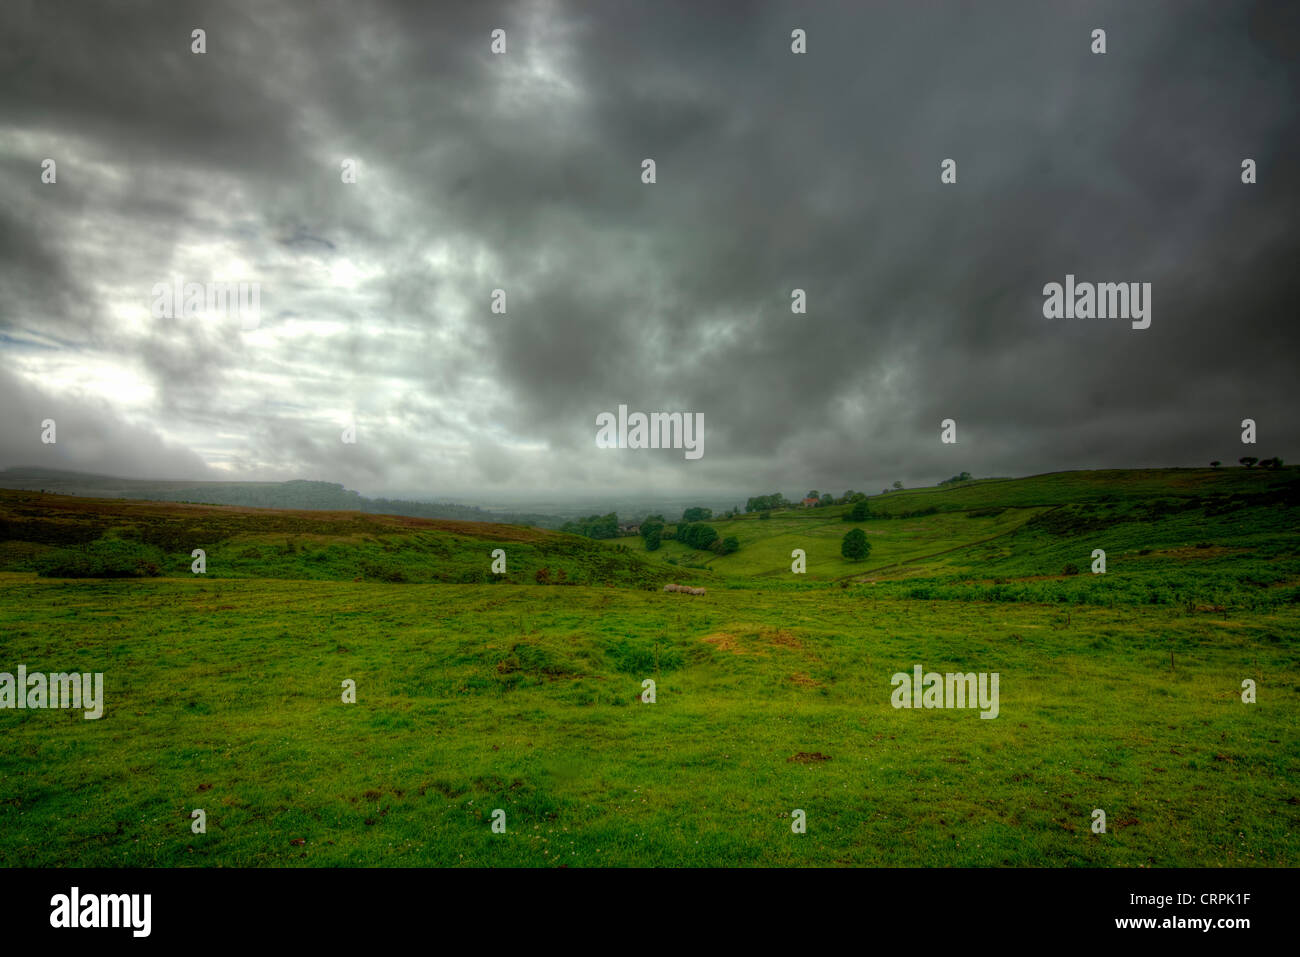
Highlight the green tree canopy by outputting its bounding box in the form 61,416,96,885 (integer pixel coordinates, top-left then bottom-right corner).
841,527,870,561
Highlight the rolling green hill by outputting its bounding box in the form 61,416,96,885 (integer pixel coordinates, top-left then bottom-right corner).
645,468,1300,609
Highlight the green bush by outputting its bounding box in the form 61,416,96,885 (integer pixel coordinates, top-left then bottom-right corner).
38,538,165,578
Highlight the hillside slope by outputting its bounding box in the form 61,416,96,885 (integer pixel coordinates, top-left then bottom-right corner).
0,490,677,589
642,468,1300,608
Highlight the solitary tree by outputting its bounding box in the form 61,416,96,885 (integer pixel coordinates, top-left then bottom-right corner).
1240,456,1259,469
1210,461,1221,469
844,500,869,522
892,481,903,490
841,527,870,561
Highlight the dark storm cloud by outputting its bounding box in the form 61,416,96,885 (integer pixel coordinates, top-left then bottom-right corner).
0,0,1295,500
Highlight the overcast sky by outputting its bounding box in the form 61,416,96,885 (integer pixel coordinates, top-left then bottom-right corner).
1,0,1296,503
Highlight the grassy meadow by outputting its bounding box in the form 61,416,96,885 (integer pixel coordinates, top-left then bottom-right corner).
0,468,1296,867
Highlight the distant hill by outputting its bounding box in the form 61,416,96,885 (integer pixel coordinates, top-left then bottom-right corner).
0,488,676,588
0,467,563,528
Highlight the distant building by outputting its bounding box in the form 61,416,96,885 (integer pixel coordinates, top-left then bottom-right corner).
801,497,819,508
619,522,641,535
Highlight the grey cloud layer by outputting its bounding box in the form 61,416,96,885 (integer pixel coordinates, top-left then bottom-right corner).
1,0,1295,498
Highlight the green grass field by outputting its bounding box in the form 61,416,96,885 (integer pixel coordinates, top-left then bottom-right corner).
0,468,1296,867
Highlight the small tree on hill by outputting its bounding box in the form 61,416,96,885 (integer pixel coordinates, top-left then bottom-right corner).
710,536,739,555
841,528,870,561
1210,461,1221,468
1240,456,1259,469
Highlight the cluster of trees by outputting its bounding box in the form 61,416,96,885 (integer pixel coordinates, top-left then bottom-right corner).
677,522,718,550
745,493,789,512
939,472,972,486
806,489,871,507
560,512,619,539
745,489,875,513
557,506,742,558
674,521,739,555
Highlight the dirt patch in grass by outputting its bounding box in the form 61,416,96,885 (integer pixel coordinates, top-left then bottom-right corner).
702,626,806,656
789,672,821,687
787,751,831,763
702,632,746,654
765,628,804,650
